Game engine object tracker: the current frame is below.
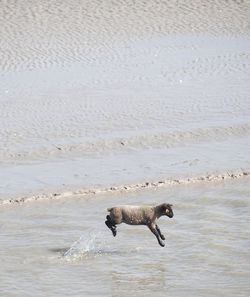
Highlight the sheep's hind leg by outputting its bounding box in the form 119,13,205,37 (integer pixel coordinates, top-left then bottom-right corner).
105,215,117,237
156,224,165,240
148,224,165,247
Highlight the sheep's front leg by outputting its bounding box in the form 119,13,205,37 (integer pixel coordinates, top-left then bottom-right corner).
105,215,117,237
148,224,165,247
156,224,165,241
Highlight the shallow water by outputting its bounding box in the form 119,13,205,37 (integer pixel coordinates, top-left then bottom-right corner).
0,178,249,297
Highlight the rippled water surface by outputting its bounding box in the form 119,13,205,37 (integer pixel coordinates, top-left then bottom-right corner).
0,178,249,296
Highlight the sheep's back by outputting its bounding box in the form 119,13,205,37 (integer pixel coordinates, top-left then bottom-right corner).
121,205,153,225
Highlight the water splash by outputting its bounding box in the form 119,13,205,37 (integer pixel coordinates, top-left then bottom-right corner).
62,231,111,260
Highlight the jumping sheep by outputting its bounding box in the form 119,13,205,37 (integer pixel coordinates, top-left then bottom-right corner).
105,203,173,247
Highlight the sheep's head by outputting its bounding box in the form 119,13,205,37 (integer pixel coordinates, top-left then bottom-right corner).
159,203,174,218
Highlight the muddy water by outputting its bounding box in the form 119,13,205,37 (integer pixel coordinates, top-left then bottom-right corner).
0,178,249,297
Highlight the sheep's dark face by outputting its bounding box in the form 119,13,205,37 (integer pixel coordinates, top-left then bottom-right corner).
161,203,174,218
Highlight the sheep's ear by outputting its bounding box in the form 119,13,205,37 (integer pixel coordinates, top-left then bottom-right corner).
168,204,173,207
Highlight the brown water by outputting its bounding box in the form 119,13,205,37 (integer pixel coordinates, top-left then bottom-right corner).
0,178,249,297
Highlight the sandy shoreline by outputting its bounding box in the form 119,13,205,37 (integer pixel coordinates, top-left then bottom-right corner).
0,0,250,202
1,169,249,206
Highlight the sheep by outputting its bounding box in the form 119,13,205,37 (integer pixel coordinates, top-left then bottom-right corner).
105,203,173,247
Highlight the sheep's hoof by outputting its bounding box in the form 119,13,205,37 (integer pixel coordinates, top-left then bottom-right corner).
111,228,117,237
159,241,165,247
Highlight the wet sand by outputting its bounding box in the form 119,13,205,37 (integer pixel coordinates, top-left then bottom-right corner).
0,1,250,202
1,33,250,201
1,0,249,73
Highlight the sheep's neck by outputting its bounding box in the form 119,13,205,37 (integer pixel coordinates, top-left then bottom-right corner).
155,206,164,220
